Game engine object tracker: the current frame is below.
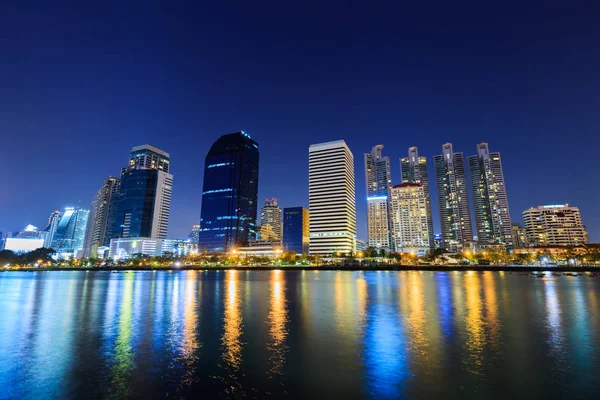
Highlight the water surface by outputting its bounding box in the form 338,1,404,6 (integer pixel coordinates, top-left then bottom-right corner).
0,270,599,399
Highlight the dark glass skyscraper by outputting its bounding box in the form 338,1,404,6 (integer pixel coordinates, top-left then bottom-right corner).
282,207,309,255
198,132,259,251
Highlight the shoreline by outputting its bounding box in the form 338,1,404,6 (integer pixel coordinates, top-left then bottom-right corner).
2,265,600,273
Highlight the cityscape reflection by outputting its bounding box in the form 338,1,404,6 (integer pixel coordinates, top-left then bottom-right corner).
0,270,598,399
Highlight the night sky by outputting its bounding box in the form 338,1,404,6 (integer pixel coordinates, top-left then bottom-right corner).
1,1,599,241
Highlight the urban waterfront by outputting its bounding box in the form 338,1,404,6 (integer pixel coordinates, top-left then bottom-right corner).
1,271,599,399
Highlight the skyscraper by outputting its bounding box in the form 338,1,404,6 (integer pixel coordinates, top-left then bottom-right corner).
283,207,309,254
260,198,282,241
389,183,432,256
51,207,90,258
434,143,473,252
400,146,434,251
309,140,356,255
364,145,392,251
523,204,588,246
112,145,173,240
198,132,259,251
468,143,512,246
84,176,121,257
43,210,63,248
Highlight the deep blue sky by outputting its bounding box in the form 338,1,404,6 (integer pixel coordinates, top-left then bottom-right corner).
1,1,599,241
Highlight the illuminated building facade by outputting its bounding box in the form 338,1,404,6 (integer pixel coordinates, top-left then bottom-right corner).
51,207,90,258
389,183,432,256
282,207,309,254
468,143,512,246
43,210,63,248
400,146,434,251
434,143,473,252
260,198,282,241
309,140,356,255
523,204,588,246
364,145,392,251
511,223,529,248
198,132,259,251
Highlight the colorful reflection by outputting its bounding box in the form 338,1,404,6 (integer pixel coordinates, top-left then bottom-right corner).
180,271,201,385
463,272,485,373
222,270,243,366
109,274,135,398
267,270,288,376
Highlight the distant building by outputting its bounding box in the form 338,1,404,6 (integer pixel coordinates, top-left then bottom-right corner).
309,140,356,255
364,145,392,251
282,207,309,254
188,224,200,244
389,183,432,256
511,223,529,248
468,143,512,246
434,143,473,252
3,238,45,254
433,233,442,250
51,207,90,259
260,198,282,240
355,239,367,252
198,132,259,252
112,145,173,241
523,205,588,246
108,237,182,260
84,176,121,257
43,210,63,248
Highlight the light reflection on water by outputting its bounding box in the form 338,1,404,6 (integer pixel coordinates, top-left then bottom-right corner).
0,270,599,399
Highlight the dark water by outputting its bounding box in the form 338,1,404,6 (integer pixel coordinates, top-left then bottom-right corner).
1,270,599,399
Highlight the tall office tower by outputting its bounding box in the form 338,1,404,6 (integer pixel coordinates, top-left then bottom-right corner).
260,198,282,240
112,146,173,240
400,146,435,251
309,140,356,255
282,207,309,254
389,183,432,256
511,223,529,248
522,204,588,246
198,132,259,251
434,143,473,252
468,143,513,246
84,177,121,257
51,207,90,258
364,145,392,251
125,144,170,174
43,210,63,248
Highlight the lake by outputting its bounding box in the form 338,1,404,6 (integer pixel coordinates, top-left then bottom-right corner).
0,270,599,399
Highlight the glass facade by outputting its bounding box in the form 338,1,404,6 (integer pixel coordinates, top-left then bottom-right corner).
111,169,158,239
282,207,309,254
198,132,259,251
50,207,90,257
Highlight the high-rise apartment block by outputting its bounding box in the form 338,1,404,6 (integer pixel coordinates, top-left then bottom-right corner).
364,145,392,251
468,143,512,246
389,183,432,256
282,207,309,255
43,210,63,248
434,143,473,252
400,146,434,251
198,132,259,251
309,140,356,255
112,145,173,240
84,176,121,257
522,205,588,246
260,198,282,241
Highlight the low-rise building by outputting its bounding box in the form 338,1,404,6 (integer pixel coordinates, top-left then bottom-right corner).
523,205,588,246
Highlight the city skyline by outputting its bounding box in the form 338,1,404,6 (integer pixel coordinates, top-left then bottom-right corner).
1,3,599,242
